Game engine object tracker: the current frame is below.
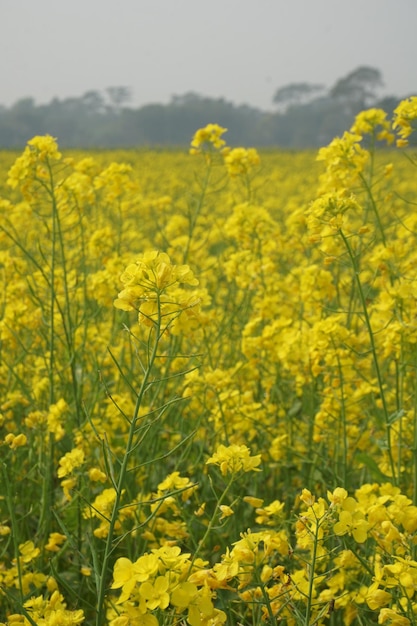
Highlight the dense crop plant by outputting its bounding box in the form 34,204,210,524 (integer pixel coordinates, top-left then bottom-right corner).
1,98,417,624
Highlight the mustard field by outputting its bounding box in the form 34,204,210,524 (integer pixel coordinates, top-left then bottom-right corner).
1,99,417,625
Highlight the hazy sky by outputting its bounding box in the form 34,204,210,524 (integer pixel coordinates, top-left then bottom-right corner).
1,0,416,111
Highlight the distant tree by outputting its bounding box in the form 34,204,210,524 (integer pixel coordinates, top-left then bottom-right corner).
330,66,383,111
170,92,203,106
80,90,106,115
272,82,325,111
106,86,132,112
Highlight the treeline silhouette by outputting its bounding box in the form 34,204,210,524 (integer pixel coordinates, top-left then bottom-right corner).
0,67,412,149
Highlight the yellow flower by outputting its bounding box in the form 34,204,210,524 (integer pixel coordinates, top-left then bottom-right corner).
378,608,410,625
18,540,40,563
190,123,227,153
4,433,27,449
7,135,62,189
206,444,262,476
61,477,77,501
171,581,199,608
45,532,67,552
365,584,391,610
223,147,260,177
328,487,348,506
351,108,394,144
88,467,107,483
334,509,370,543
57,448,85,478
219,505,234,520
392,96,417,140
300,488,315,507
243,496,264,507
112,553,160,604
113,251,199,330
139,576,170,611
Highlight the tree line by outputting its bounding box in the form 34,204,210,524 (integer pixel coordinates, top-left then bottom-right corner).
0,67,412,149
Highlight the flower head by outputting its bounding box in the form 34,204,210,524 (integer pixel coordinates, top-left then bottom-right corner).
206,444,262,476
190,123,227,154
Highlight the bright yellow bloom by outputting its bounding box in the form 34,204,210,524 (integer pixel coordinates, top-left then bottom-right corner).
351,108,394,144
7,135,62,190
18,541,40,563
57,448,85,478
334,509,370,543
243,496,264,507
206,444,262,476
365,585,391,610
114,251,199,329
4,433,27,449
392,96,417,143
378,608,410,625
223,147,260,177
112,553,160,603
190,123,227,153
219,505,234,520
139,576,170,611
45,532,67,552
88,467,107,482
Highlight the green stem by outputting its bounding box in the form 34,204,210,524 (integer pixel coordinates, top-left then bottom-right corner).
304,515,320,626
183,161,212,264
95,294,163,626
339,229,396,483
190,473,235,568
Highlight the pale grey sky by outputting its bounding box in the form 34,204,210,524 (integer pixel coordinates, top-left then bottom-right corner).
1,0,415,111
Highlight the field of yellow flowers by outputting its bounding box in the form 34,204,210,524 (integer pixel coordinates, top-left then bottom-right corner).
1,98,417,626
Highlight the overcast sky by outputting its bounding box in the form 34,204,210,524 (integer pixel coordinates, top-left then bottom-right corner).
1,0,416,111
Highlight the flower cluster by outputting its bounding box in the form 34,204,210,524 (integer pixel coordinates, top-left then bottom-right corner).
189,123,227,154
114,250,200,330
392,96,417,145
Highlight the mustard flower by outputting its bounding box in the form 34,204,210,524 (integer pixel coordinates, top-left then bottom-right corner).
223,147,260,177
139,576,170,611
61,477,77,501
157,471,198,501
45,532,67,552
365,584,392,610
378,608,411,625
316,131,369,191
112,554,160,603
7,135,62,189
206,444,262,476
334,508,370,543
18,540,40,563
88,467,107,483
23,590,84,624
4,433,27,449
110,612,158,626
47,398,69,442
190,123,227,154
170,581,199,608
219,505,234,520
114,251,198,313
392,96,417,144
243,496,264,508
255,499,284,525
57,448,85,478
351,108,394,144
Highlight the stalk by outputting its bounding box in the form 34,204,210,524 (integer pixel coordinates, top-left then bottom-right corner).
339,229,396,482
95,293,162,626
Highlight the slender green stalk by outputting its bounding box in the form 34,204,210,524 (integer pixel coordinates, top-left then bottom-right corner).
304,514,321,626
190,473,235,569
339,229,396,482
95,294,163,626
183,160,212,264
